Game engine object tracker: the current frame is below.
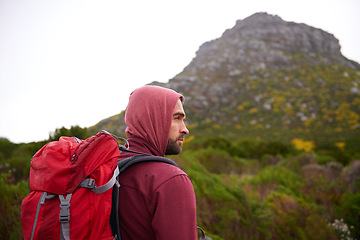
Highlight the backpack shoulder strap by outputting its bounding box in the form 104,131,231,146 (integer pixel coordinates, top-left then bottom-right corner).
117,154,178,173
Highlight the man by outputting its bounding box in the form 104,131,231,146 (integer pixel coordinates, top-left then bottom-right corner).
117,85,199,239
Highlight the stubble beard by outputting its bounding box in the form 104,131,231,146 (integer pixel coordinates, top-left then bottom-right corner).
165,137,183,155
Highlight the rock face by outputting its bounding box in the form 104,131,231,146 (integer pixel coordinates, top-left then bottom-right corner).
94,12,360,140
179,12,354,78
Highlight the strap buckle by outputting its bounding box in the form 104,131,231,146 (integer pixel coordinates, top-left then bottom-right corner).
59,194,72,223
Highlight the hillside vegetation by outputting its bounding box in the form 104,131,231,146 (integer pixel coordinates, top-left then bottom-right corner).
1,125,360,239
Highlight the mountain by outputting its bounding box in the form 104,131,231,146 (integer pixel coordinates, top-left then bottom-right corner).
92,12,360,145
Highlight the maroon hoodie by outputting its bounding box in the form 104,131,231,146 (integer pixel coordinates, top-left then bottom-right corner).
118,86,198,239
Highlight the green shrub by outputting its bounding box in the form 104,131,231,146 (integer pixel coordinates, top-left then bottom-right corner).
0,138,17,159
237,140,295,159
316,143,351,166
266,192,338,240
344,131,360,160
335,192,360,239
49,125,90,141
0,172,29,240
315,155,337,165
3,156,30,182
243,165,304,198
187,148,244,174
188,136,247,158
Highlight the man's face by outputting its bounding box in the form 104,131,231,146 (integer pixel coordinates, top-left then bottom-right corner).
165,99,189,155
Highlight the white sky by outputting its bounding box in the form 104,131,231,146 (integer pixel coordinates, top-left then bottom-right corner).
1,0,359,143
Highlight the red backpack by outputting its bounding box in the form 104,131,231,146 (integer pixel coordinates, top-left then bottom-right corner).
21,131,122,240
21,131,206,240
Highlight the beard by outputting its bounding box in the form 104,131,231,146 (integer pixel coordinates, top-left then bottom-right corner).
165,137,183,155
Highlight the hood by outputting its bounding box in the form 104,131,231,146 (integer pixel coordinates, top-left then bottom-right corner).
125,85,184,156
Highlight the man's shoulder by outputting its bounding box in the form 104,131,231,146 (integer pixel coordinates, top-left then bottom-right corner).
141,160,187,178
119,160,191,196
119,159,188,183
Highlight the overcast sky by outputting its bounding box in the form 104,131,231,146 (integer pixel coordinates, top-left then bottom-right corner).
1,0,359,143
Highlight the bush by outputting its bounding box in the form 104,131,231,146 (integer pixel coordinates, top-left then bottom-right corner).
186,148,244,174
243,165,304,199
0,138,17,159
188,136,247,158
316,155,337,165
344,131,360,160
0,172,29,240
266,192,338,240
237,139,294,159
335,192,360,239
316,143,351,166
3,156,30,182
49,125,89,141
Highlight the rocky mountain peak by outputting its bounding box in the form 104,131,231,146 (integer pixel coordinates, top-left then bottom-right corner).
234,12,284,27
151,12,359,127
94,12,360,142
225,12,340,55
178,12,355,83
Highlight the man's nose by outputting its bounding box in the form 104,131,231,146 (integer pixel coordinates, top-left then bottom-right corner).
181,122,189,135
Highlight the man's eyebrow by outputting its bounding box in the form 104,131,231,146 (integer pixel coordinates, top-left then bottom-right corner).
173,112,186,118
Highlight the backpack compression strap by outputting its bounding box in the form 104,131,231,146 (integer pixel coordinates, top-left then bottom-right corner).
79,166,120,194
